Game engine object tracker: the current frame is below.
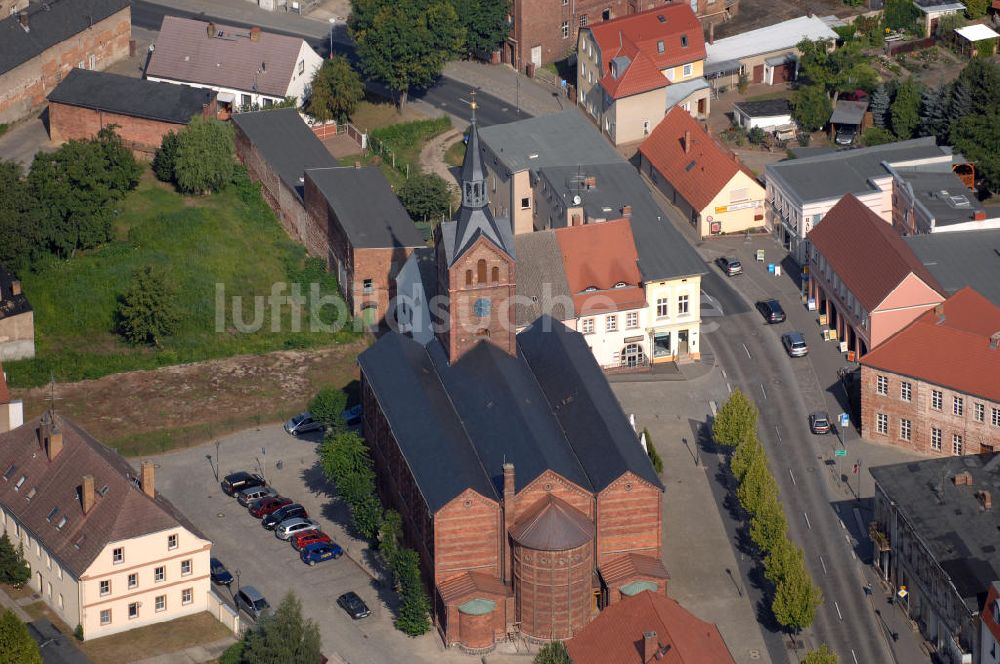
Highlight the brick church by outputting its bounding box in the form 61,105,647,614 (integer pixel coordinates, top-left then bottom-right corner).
357,106,668,652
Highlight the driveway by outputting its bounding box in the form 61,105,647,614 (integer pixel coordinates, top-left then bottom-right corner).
0,114,56,169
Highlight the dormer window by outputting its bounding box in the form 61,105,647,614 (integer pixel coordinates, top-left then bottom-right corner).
3,464,15,481
14,475,26,491
657,40,664,53
614,281,628,288
584,286,598,292
681,34,688,48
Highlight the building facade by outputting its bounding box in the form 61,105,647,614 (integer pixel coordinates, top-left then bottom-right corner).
0,266,34,361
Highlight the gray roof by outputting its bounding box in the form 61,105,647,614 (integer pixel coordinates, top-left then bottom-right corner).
232,108,338,199
914,0,965,9
513,232,573,326
478,111,622,173
48,69,214,125
893,169,985,227
539,163,706,282
357,319,663,512
305,167,424,249
871,454,1000,608
733,98,793,118
904,229,1000,307
766,137,950,205
665,78,710,111
0,0,129,76
829,99,868,126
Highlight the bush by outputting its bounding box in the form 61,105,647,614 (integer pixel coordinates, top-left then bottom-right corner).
219,640,243,664
116,266,181,346
173,117,235,194
0,533,30,588
861,127,896,146
803,644,839,664
793,85,832,133
397,173,451,222
643,428,663,473
73,624,83,641
308,387,348,430
0,609,42,664
152,131,180,183
747,126,766,145
534,641,572,664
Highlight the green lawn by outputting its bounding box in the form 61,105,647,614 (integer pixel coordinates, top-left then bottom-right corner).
6,173,356,388
358,116,452,188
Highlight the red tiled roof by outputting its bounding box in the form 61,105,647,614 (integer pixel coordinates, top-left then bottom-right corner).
983,584,1000,642
600,552,670,586
555,220,646,315
639,107,757,211
806,194,944,311
588,5,705,100
861,288,1000,403
438,571,509,606
566,590,735,664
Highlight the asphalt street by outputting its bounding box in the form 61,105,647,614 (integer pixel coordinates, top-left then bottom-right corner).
130,0,530,127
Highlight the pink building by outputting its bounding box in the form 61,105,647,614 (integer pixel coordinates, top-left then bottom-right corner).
806,194,944,358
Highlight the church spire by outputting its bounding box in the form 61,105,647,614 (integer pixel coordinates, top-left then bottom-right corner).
461,91,487,209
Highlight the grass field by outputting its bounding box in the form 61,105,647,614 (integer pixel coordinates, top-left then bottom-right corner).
344,115,452,189
78,612,233,664
6,171,356,388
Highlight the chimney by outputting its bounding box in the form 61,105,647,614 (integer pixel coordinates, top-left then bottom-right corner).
975,211,987,221
206,21,216,38
978,490,993,511
250,26,261,42
584,175,597,189
141,461,155,498
683,130,691,154
622,204,632,217
502,463,516,583
18,12,28,31
11,281,21,296
954,471,973,486
37,412,51,450
643,631,658,662
571,213,582,226
46,423,63,461
708,22,714,45
82,475,95,514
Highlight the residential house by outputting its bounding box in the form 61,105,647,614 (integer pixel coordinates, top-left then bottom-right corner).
860,287,1000,454
765,136,956,264
807,194,945,358
145,17,322,112
704,15,837,88
0,0,131,124
913,0,965,37
47,68,218,157
982,582,1000,664
0,265,34,361
639,106,765,238
0,412,212,639
904,229,1000,307
565,590,735,663
890,165,993,234
870,454,1000,663
731,98,794,132
364,117,667,651
0,367,23,434
577,4,709,146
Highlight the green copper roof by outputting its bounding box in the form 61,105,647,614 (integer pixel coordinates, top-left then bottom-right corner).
621,580,659,596
458,598,497,616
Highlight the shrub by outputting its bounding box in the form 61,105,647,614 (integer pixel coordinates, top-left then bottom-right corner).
152,131,180,183
397,173,451,222
0,609,42,664
643,428,664,473
0,533,30,588
534,641,572,664
861,127,895,146
116,266,181,346
747,126,766,145
219,640,243,664
173,117,235,194
308,387,348,430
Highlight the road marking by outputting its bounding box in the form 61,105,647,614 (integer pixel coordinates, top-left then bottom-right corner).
709,401,718,416
726,382,732,394
834,601,843,621
788,468,797,486
803,512,812,530
743,343,752,359
721,369,728,379
760,384,767,400
840,520,846,530
851,550,857,561
774,425,781,443
851,649,859,664
819,555,827,575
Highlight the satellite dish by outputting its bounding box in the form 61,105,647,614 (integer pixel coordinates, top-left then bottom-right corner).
572,194,582,205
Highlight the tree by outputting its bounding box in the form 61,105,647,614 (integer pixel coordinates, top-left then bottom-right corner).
393,549,432,635
964,0,988,18
772,564,822,633
713,389,758,448
219,641,244,664
797,40,877,98
397,172,452,221
917,85,949,140
950,112,1000,193
242,593,323,664
95,125,142,194
803,644,839,664
793,85,832,133
116,266,181,346
173,117,235,194
764,537,803,586
452,0,510,58
0,160,47,274
350,0,465,110
869,84,891,129
729,435,762,483
308,387,348,429
307,57,365,122
643,428,663,474
890,78,922,139
883,0,921,32
0,609,42,664
152,131,181,183
954,58,1000,116
0,533,31,588
861,127,896,146
749,494,788,553
735,451,778,516
534,641,572,664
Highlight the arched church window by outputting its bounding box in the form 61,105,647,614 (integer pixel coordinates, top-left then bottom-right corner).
491,266,500,283
465,270,473,286
477,259,487,283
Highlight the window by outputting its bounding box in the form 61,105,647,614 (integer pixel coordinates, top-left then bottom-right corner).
89,54,96,70
876,375,888,395
58,594,63,610
876,413,888,435
931,389,943,410
678,294,689,315
182,588,193,605
155,566,165,582
240,94,251,108
953,434,963,455
520,197,530,209
112,547,123,565
681,34,689,48
47,582,51,597
954,396,964,416
128,602,139,619
167,534,177,550
465,270,473,286
579,14,588,27
128,573,138,589
362,278,373,294
263,98,273,108
181,559,192,576
57,565,62,580
100,609,111,626
626,311,638,329
602,8,611,19
656,40,664,53
899,418,911,442
561,21,569,38
656,298,668,318
606,315,617,332
477,259,487,283
298,59,305,75
900,381,911,402
155,595,166,612
100,580,111,596
994,408,1000,427
682,63,693,77
562,0,568,5
46,507,59,523
931,427,942,451
975,403,984,422
581,318,595,335
491,266,500,283
14,475,25,491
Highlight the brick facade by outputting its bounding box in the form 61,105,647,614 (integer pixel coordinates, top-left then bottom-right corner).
861,365,1000,456
48,103,188,157
0,7,130,124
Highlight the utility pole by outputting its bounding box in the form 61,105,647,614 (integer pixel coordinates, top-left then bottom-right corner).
515,69,520,116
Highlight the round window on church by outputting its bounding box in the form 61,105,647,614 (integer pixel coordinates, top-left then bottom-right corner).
474,298,492,318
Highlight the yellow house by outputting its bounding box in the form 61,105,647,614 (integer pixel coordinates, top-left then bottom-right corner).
577,4,710,146
0,412,214,640
639,107,766,238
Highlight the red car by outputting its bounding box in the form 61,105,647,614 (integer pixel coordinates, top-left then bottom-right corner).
292,531,332,551
249,496,291,518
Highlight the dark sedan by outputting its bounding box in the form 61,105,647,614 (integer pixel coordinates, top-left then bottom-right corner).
337,591,370,619
756,299,786,324
210,558,233,586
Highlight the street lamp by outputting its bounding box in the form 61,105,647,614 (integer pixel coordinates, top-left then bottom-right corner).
328,18,336,59
235,568,241,596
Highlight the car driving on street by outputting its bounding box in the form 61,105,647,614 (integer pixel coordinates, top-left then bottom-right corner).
809,411,832,434
781,331,809,357
756,299,787,324
716,256,743,276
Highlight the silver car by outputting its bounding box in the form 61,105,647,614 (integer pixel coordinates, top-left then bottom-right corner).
275,517,320,541
283,412,324,437
237,485,277,507
781,331,809,357
235,586,270,620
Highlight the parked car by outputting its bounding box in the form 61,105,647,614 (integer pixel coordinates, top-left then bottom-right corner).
756,299,786,324
275,517,320,541
210,558,233,586
301,542,344,565
716,256,743,276
809,411,832,435
237,486,277,507
284,412,325,437
342,404,363,428
781,331,809,357
292,531,332,552
835,125,857,146
235,586,270,621
249,496,292,519
221,471,266,496
337,591,370,619
262,504,308,530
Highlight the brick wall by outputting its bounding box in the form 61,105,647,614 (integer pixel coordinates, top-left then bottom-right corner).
352,247,414,323
434,490,502,587
48,102,186,155
861,365,1000,455
0,7,130,124
447,239,516,361
595,473,662,567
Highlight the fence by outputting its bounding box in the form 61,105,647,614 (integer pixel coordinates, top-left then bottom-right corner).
207,589,242,635
311,120,368,150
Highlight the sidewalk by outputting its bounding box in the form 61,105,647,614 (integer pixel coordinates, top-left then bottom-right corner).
442,60,568,118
